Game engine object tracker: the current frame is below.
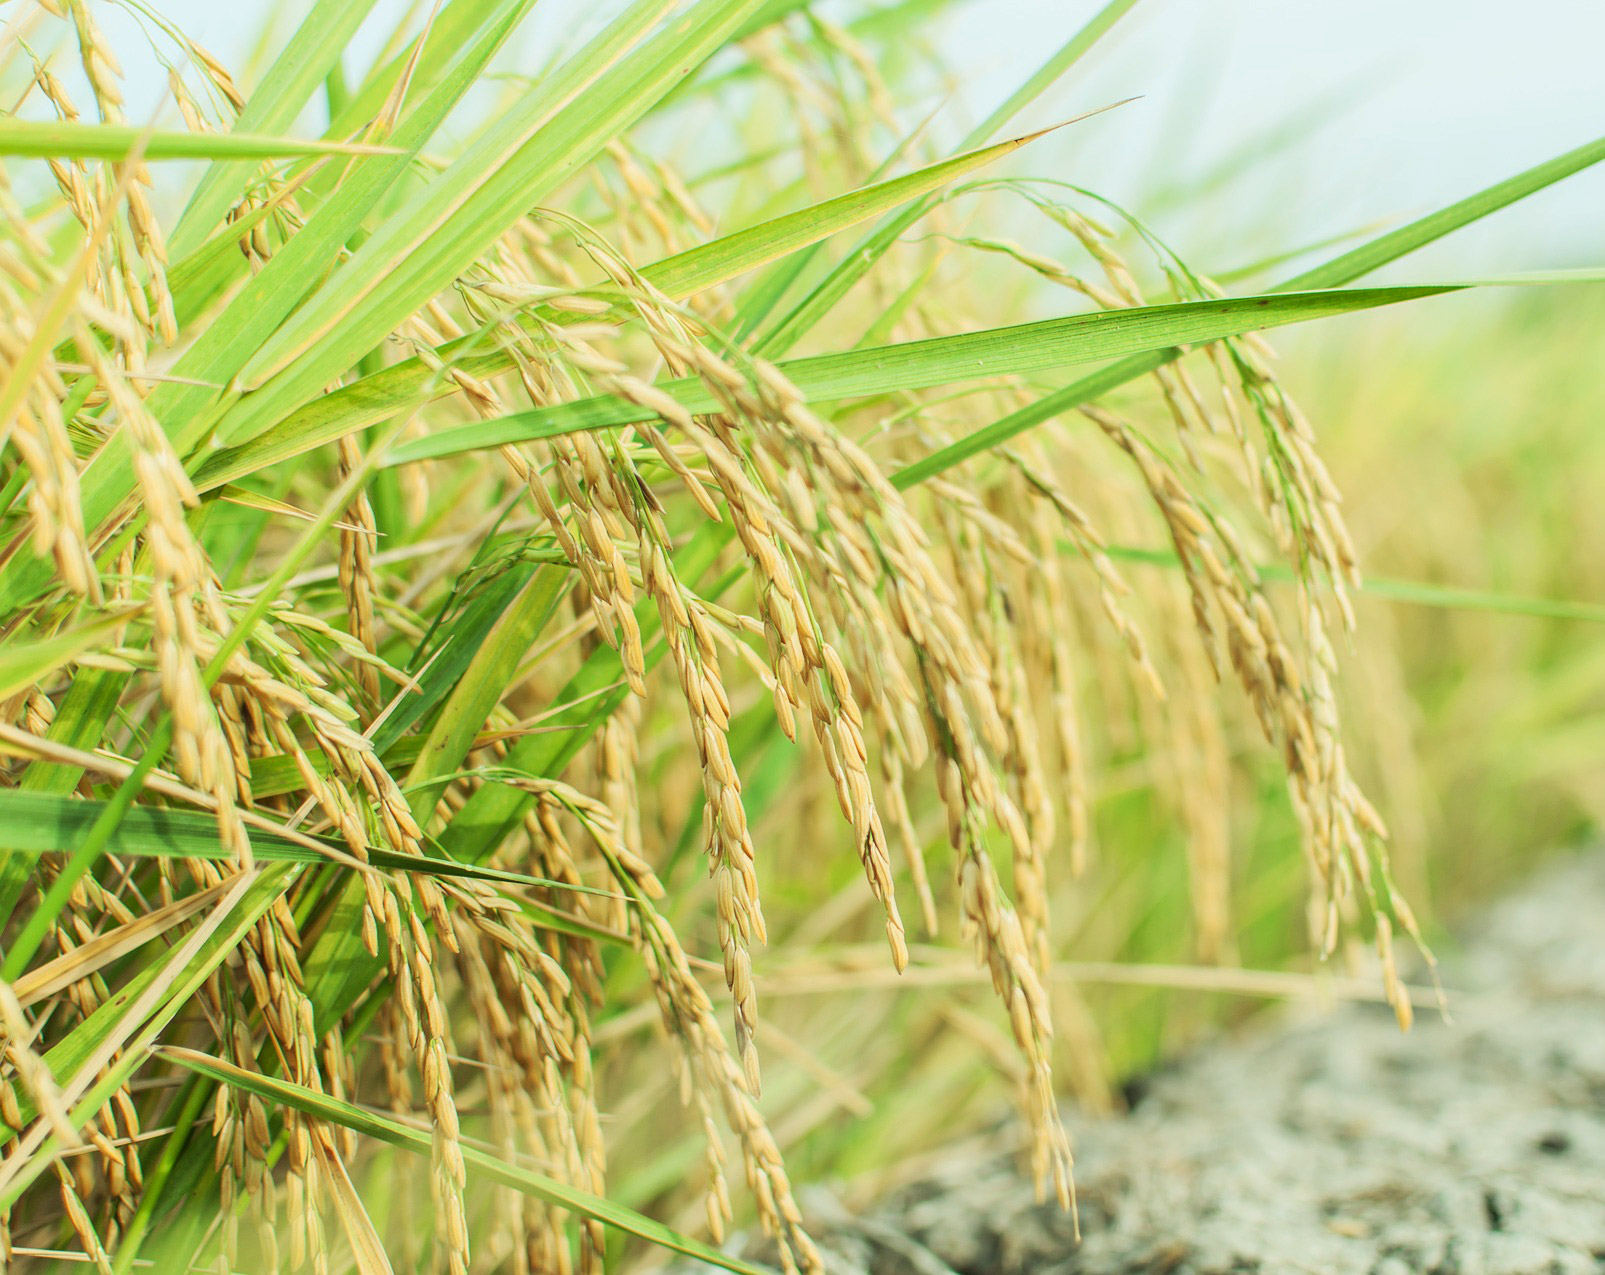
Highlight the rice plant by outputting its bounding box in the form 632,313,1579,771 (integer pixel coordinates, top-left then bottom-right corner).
0,1,1601,1271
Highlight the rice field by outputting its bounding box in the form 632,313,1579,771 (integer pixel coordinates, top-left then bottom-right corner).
0,2,1601,1272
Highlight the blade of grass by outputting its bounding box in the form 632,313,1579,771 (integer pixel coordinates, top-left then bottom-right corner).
1279,133,1605,291
158,1048,770,1274
0,790,621,903
403,566,569,811
641,120,1076,300
317,0,512,181
384,285,1454,465
0,120,401,161
369,560,542,753
434,533,731,871
316,1137,395,1275
1097,543,1605,623
108,1074,211,1275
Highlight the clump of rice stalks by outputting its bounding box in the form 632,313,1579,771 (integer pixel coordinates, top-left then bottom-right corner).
0,2,1600,1272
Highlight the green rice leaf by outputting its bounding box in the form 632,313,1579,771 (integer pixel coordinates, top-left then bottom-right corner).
369,563,541,754
317,0,523,182
403,566,568,809
435,531,728,871
0,119,401,162
385,285,1454,465
0,672,125,921
0,790,616,902
641,123,1068,301
1098,544,1605,623
159,1047,771,1274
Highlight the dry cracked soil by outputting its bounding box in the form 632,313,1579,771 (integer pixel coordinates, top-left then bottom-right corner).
672,849,1605,1274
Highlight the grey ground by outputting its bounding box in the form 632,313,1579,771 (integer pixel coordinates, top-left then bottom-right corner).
676,850,1605,1274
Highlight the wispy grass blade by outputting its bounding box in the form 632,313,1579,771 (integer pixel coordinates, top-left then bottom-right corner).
1097,544,1605,623
643,123,1070,299
0,791,619,900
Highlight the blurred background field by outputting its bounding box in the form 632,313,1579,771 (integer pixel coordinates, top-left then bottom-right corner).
5,0,1604,1268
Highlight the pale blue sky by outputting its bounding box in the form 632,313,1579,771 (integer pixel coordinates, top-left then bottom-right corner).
74,0,1605,275
960,1,1605,275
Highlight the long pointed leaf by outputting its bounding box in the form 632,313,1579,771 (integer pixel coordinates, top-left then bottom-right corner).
0,791,618,908
159,1048,770,1274
643,122,1068,301
384,285,1453,465
0,120,399,162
